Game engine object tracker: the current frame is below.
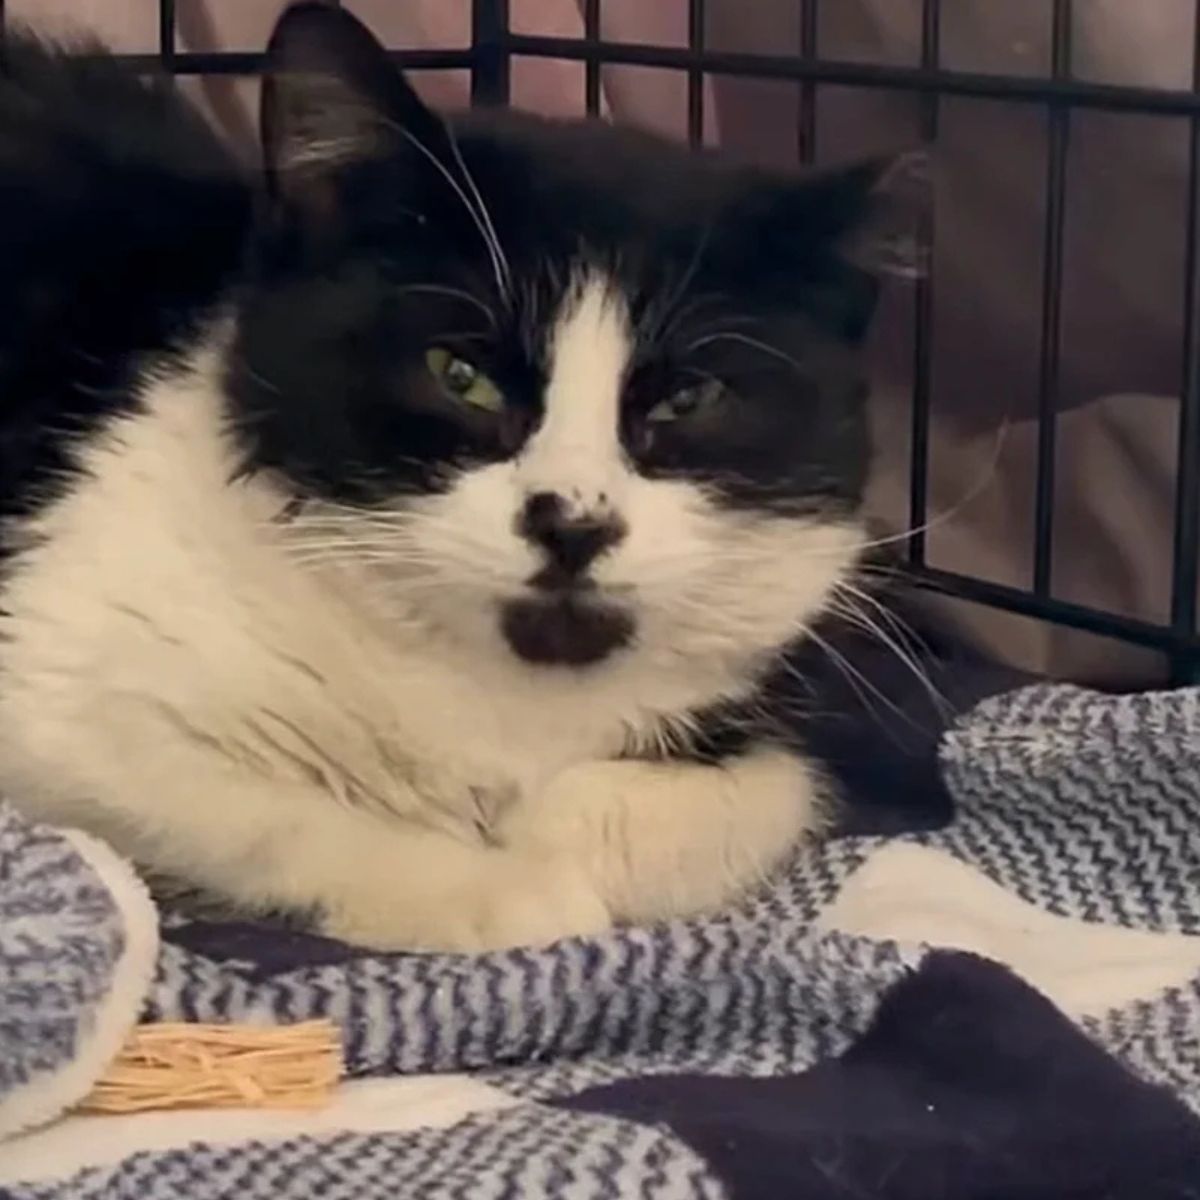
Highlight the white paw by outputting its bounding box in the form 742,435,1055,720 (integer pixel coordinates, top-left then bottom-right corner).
463,857,612,951
320,855,611,953
501,753,820,925
499,760,630,856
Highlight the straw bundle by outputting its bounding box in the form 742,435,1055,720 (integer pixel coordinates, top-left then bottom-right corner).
78,1020,343,1115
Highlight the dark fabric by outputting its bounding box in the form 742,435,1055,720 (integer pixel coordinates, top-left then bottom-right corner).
164,919,363,974
557,951,1200,1200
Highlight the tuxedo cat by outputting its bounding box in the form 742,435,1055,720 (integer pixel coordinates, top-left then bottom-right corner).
0,3,900,950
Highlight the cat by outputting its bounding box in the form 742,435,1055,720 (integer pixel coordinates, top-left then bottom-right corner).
0,2,902,951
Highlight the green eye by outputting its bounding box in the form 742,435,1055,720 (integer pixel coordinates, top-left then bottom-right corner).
425,347,505,413
646,379,725,425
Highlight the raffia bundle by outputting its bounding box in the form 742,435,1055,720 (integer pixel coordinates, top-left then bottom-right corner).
77,1020,343,1115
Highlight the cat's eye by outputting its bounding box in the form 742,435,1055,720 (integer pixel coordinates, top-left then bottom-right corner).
425,347,505,413
645,379,725,425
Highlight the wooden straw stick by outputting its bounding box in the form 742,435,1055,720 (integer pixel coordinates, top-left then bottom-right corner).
79,1020,343,1115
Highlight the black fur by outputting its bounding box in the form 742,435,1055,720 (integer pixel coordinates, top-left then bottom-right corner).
500,593,636,668
0,34,249,521
519,491,627,586
228,3,887,516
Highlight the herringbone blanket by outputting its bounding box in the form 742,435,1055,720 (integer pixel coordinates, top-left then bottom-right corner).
2,684,1199,1199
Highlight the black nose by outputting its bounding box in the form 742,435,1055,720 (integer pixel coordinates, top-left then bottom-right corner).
518,491,626,587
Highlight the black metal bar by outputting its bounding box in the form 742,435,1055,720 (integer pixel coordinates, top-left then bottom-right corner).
1032,0,1074,597
101,49,476,75
1169,3,1200,682
159,0,176,69
907,0,941,567
584,0,601,116
798,0,819,162
472,0,510,106
498,35,1200,117
687,0,706,147
909,566,1200,655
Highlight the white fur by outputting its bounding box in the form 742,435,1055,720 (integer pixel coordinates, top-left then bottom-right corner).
503,749,824,923
520,277,629,508
0,274,860,950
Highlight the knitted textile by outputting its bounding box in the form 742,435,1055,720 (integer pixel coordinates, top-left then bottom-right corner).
3,683,1199,1199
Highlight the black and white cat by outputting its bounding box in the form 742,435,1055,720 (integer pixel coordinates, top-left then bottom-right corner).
0,4,900,950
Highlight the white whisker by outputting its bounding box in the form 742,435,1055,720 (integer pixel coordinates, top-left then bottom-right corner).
641,225,715,342
444,124,512,299
380,116,509,303
829,588,949,719
685,330,806,376
392,284,499,329
793,629,923,733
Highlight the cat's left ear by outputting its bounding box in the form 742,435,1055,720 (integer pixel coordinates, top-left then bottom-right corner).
724,153,929,340
260,2,450,216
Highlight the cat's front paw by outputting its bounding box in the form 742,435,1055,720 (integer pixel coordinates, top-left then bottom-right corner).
320,855,611,953
461,857,612,952
501,752,819,924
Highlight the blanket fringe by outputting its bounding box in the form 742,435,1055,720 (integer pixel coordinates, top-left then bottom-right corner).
78,1020,343,1114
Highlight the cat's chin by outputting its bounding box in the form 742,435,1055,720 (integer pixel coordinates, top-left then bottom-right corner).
499,594,635,668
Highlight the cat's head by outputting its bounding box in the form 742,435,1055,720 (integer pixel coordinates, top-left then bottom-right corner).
229,3,908,690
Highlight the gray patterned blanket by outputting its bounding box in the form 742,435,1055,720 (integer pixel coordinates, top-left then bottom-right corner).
2,683,1200,1199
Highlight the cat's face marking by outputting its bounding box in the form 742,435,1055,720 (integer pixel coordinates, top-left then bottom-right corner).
263,266,861,677
229,3,901,678
524,276,631,514
499,275,635,665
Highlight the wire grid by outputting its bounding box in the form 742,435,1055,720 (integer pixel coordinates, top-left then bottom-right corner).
6,0,1200,677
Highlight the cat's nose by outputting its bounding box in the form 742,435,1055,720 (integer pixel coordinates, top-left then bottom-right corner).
518,491,626,586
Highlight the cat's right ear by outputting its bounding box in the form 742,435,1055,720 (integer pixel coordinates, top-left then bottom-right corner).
260,2,448,218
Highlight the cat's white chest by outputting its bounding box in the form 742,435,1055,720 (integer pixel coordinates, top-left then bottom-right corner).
0,366,631,833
